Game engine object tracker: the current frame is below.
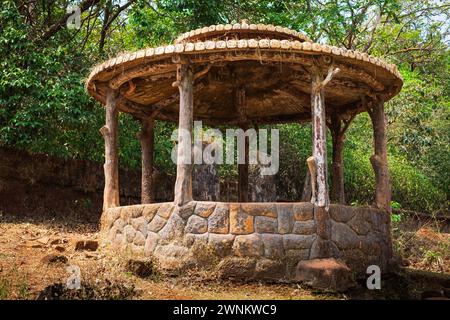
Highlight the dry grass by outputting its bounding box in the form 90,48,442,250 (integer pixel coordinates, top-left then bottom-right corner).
0,213,448,300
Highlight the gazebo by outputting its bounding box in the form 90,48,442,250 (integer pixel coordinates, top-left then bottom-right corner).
86,21,402,283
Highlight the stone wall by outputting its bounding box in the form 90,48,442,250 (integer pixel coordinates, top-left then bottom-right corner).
103,201,392,280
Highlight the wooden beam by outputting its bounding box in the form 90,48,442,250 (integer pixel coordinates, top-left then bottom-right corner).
139,118,155,204
100,89,120,213
173,61,194,206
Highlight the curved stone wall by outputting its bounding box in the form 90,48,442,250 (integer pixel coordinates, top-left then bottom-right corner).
103,201,392,280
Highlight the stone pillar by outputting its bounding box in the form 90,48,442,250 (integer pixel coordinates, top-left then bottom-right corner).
139,117,154,204
100,89,120,212
173,62,194,206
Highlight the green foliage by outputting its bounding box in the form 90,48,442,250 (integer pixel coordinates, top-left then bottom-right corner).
0,0,448,214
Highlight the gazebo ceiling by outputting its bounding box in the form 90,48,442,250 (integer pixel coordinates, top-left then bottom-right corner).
86,22,403,125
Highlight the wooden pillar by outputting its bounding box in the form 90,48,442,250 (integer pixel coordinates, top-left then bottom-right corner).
238,125,249,202
310,70,330,208
173,62,194,206
236,86,249,202
100,89,120,211
139,118,154,204
329,114,352,204
368,98,391,212
308,60,340,259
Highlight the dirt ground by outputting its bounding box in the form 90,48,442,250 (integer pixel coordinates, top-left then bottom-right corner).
0,213,448,300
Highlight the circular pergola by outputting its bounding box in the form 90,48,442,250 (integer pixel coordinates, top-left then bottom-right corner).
86,21,402,278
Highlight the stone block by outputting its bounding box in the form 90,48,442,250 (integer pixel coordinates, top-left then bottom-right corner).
177,201,196,219
293,203,314,221
261,234,284,258
329,204,356,223
133,231,146,246
184,233,208,247
131,216,147,237
148,215,167,233
217,257,257,279
331,220,360,249
208,203,229,234
277,203,294,234
195,202,216,218
157,202,174,219
294,258,356,292
185,215,208,234
142,204,159,222
129,205,145,218
232,234,264,257
241,203,277,218
158,213,185,242
230,204,254,235
348,212,371,235
113,218,126,232
208,234,235,257
283,234,315,250
292,220,316,235
144,232,159,256
254,259,286,280
254,216,277,233
123,225,136,243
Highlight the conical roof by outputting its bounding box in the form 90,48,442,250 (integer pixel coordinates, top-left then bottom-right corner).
86,21,402,125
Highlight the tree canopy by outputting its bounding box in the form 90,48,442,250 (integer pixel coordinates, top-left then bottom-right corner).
0,0,449,213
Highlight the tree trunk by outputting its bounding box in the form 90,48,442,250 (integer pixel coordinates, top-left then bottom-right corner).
174,63,194,206
238,125,249,202
369,99,391,212
301,169,312,201
330,115,346,204
310,72,329,208
100,89,119,211
139,118,154,204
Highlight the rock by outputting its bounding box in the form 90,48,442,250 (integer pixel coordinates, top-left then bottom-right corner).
131,216,147,237
254,216,277,233
123,225,136,243
147,215,167,233
329,204,356,223
294,258,356,292
208,234,235,257
293,203,314,221
283,234,315,250
230,204,254,235
125,259,154,278
177,201,196,219
292,220,316,235
41,254,68,265
144,232,159,256
153,244,192,271
185,215,208,234
184,233,209,247
113,218,126,232
129,205,145,218
331,220,360,249
208,203,229,234
217,257,256,279
277,204,293,234
106,207,121,227
54,246,65,252
142,204,159,222
74,240,99,251
158,212,185,242
348,212,371,235
195,202,216,218
232,234,264,257
309,238,340,259
157,202,174,219
240,203,277,218
37,236,50,245
254,259,285,280
133,231,146,246
261,234,284,258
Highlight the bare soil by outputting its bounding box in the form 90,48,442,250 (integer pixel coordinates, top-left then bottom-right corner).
0,213,448,300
